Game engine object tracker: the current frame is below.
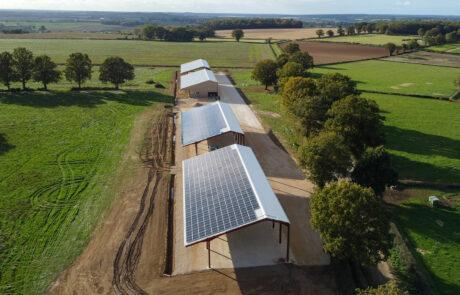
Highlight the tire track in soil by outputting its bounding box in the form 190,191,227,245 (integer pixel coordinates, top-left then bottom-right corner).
112,109,171,295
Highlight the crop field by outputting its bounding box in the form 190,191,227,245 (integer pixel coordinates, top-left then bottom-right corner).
0,66,174,91
426,43,460,54
230,69,460,184
0,21,99,30
0,32,134,40
215,27,335,40
279,41,388,65
0,39,274,67
310,34,418,46
386,187,460,295
0,70,174,294
310,60,459,98
382,51,460,68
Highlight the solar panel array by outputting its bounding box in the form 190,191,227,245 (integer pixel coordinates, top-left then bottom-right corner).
183,145,261,245
181,103,228,146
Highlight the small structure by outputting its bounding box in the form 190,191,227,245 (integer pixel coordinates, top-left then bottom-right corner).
180,59,211,75
180,69,218,98
181,101,244,154
429,196,439,207
182,144,290,268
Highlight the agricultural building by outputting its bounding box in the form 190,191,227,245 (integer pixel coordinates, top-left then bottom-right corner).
180,69,218,98
180,59,211,75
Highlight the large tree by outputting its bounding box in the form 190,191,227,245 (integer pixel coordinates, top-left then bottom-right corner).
297,132,351,187
316,29,325,38
64,53,92,89
99,57,135,89
251,59,278,90
0,51,17,90
385,42,397,56
32,55,61,90
326,30,334,37
356,279,408,295
12,47,34,90
325,95,385,159
310,181,392,265
337,26,345,36
231,28,244,42
283,42,300,55
351,146,398,195
277,62,307,85
288,51,314,70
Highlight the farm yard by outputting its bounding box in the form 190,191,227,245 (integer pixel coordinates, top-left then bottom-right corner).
215,27,335,40
382,51,460,68
310,34,418,46
0,39,274,67
278,41,388,65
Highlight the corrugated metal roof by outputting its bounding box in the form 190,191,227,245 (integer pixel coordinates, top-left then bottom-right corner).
181,101,243,146
180,69,217,90
180,59,210,74
183,144,289,246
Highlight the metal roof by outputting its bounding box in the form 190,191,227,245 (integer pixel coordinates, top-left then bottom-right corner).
180,69,217,90
183,144,289,246
180,59,211,74
181,101,243,146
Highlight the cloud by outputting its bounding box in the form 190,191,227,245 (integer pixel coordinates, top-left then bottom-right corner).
396,1,412,6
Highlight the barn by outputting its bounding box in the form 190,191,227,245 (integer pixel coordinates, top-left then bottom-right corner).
180,59,211,75
180,69,219,99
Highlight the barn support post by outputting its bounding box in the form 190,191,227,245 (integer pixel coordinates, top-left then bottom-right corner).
242,134,244,145
195,142,198,155
286,224,290,262
207,240,211,268
272,220,274,228
279,222,282,244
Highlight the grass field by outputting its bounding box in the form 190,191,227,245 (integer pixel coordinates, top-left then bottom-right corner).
0,39,274,67
0,66,174,91
389,187,460,295
0,21,99,30
230,69,460,184
0,70,174,294
426,43,460,54
310,60,459,98
309,34,418,46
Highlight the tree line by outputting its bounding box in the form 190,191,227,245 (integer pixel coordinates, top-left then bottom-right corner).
203,18,303,30
141,24,215,42
251,43,399,274
375,20,460,36
0,48,135,91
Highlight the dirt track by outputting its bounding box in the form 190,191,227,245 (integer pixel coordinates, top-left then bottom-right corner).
279,41,388,65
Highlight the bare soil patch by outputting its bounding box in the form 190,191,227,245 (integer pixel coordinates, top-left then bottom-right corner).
216,28,335,40
279,41,388,65
382,51,460,68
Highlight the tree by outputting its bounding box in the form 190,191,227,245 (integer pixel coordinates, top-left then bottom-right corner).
38,25,47,33
64,53,92,89
310,181,392,265
434,33,445,45
355,23,363,35
356,281,408,295
367,23,375,34
352,146,398,195
0,51,17,90
446,31,458,43
32,55,61,90
284,42,300,55
326,30,334,37
408,39,419,50
454,76,460,89
99,57,135,89
325,95,385,158
316,29,324,38
385,42,397,56
277,62,307,79
275,53,289,68
297,132,351,187
346,25,355,35
142,25,156,40
316,73,357,104
12,47,34,90
417,28,425,37
288,51,314,70
401,43,408,53
337,26,345,36
231,28,244,42
252,59,278,90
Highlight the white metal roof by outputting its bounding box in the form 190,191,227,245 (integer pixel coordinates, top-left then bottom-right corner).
181,101,244,146
182,144,289,246
180,59,211,74
180,69,217,90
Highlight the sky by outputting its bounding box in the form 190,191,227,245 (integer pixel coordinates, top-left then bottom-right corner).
1,0,460,15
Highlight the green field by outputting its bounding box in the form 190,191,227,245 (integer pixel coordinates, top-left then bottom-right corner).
426,43,460,54
391,187,460,295
0,66,174,91
311,60,459,98
0,70,174,294
0,21,99,30
0,39,274,67
309,34,418,46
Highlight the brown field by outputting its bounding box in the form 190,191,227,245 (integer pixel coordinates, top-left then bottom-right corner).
215,28,336,40
381,50,460,68
0,32,134,40
279,41,388,65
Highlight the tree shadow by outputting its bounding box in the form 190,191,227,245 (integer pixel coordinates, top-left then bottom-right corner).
0,133,15,155
384,126,460,161
0,90,173,108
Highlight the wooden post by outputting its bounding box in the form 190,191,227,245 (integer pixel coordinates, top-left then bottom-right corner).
207,240,211,268
286,224,290,262
195,142,198,155
279,222,282,244
272,220,275,228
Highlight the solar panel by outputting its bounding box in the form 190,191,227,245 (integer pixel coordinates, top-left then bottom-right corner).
181,102,243,146
183,144,289,246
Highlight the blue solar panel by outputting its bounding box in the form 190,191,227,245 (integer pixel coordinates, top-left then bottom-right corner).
183,145,261,245
181,103,229,146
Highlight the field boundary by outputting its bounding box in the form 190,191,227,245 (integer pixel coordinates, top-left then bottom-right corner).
360,89,451,101
399,179,460,189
